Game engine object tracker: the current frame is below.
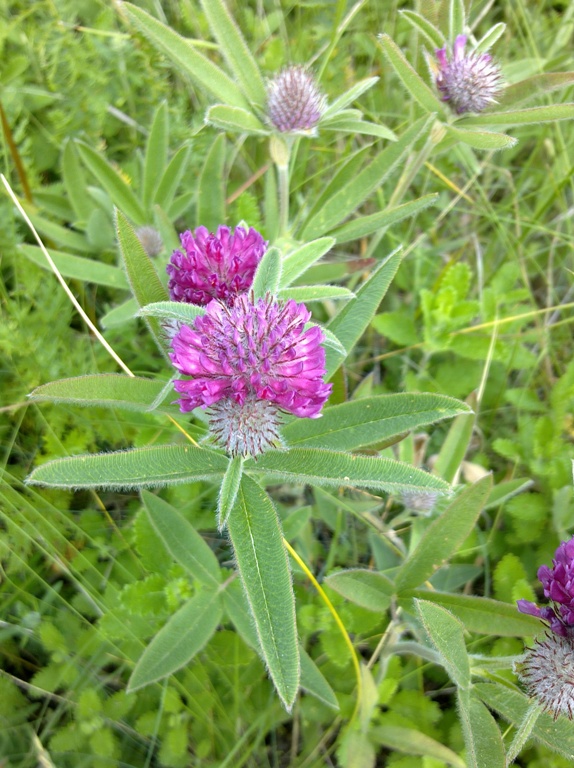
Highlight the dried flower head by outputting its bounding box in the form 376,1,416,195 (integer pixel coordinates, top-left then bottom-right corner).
435,35,502,114
516,633,574,720
167,225,266,306
267,66,326,134
136,226,163,257
170,295,332,456
400,488,439,516
517,537,574,636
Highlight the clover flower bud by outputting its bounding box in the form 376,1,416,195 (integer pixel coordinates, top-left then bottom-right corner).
267,66,326,134
136,226,163,257
516,633,574,720
435,35,502,114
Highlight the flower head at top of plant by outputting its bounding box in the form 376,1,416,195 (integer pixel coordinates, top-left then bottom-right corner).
434,34,502,114
515,632,574,720
267,65,326,134
517,536,574,637
167,225,267,306
170,294,332,457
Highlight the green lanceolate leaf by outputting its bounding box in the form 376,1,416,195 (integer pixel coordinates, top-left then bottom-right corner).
432,392,476,483
497,72,574,108
217,455,244,531
300,648,340,710
475,23,506,54
226,475,299,711
399,11,445,50
416,599,470,689
448,0,466,42
402,589,541,636
155,143,192,211
325,247,403,377
330,194,438,244
458,103,574,127
62,138,92,221
138,300,206,325
127,588,222,692
26,445,228,490
322,76,379,119
457,690,505,768
377,35,446,117
122,3,249,109
205,104,268,135
394,475,492,593
23,210,95,253
325,569,394,612
444,125,517,150
248,448,450,496
28,374,167,411
142,490,221,586
19,245,128,289
301,115,435,239
371,725,465,767
101,298,138,328
199,0,266,106
278,285,353,303
143,101,169,211
76,142,146,225
283,392,471,451
198,134,226,231
280,237,335,287
322,118,397,141
251,246,282,299
116,209,170,358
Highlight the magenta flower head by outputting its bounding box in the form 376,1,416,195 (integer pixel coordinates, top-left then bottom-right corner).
434,35,502,114
167,225,267,306
517,536,574,637
267,65,326,134
516,633,574,720
170,294,332,457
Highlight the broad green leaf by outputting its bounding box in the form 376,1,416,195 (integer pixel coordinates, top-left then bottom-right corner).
322,77,380,119
76,142,146,225
28,374,167,411
448,0,466,42
498,72,574,108
248,448,451,495
301,116,435,239
206,104,269,135
198,134,226,231
280,237,335,287
251,246,282,299
200,0,265,105
299,648,339,710
445,125,517,150
377,35,446,117
116,209,170,357
283,393,471,451
277,285,354,302
319,327,347,359
399,11,445,49
23,210,94,253
222,579,260,650
475,682,574,760
101,298,138,328
325,569,394,612
139,300,206,325
217,455,244,531
142,490,220,586
143,101,168,211
227,475,299,711
169,191,195,219
322,118,397,141
416,599,470,689
459,103,574,127
457,690,505,768
395,475,492,593
330,194,438,244
433,392,476,483
403,589,541,636
19,245,128,290
371,725,465,767
122,3,249,109
62,138,92,220
155,143,192,211
475,23,506,54
326,247,403,377
484,478,533,510
127,588,222,691
26,445,228,490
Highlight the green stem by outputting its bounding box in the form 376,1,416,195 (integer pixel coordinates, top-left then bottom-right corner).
505,700,542,765
277,162,290,237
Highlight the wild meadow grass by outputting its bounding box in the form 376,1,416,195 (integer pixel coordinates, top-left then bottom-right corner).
1,1,574,766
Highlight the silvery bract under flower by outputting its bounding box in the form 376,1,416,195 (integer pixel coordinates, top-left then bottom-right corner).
170,295,332,457
167,225,267,306
267,65,326,134
435,34,502,114
516,633,574,720
517,536,574,636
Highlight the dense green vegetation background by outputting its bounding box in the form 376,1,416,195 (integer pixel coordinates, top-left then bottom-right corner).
1,0,574,766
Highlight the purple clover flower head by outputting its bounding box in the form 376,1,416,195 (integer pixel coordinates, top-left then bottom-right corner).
170,294,332,456
167,225,267,306
267,66,326,134
517,536,574,637
516,633,574,720
435,35,502,114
